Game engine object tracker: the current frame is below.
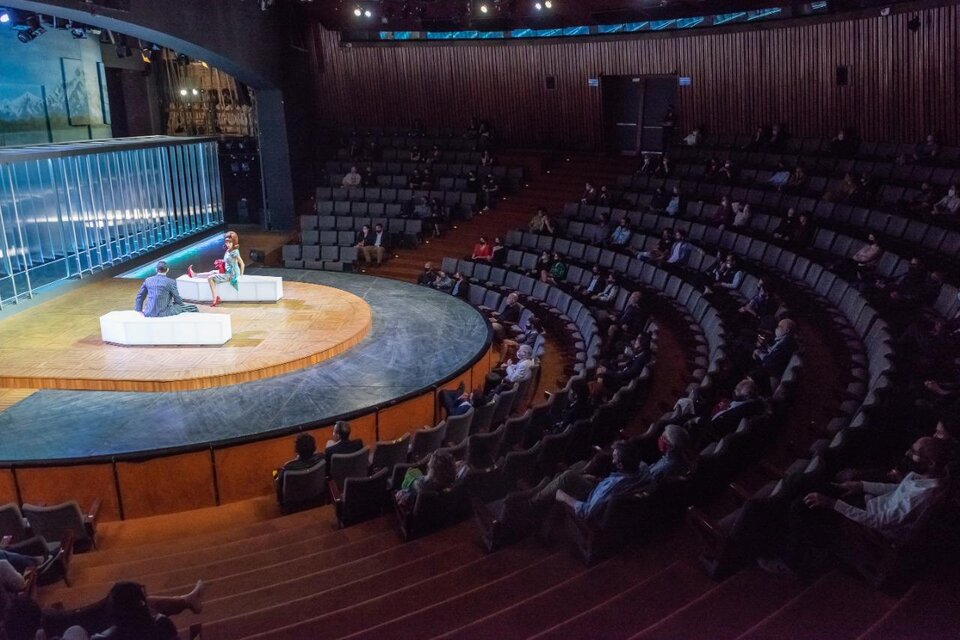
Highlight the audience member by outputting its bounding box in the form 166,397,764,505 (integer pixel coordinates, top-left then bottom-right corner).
341,165,362,188
417,262,436,286
395,450,458,509
325,421,364,467
608,219,632,247
472,236,493,261
449,272,469,299
932,184,959,217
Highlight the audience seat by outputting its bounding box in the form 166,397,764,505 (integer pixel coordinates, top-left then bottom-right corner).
331,468,389,529
328,447,371,493
276,458,327,513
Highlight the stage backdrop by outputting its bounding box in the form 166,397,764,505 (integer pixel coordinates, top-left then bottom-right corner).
309,4,959,149
0,26,112,146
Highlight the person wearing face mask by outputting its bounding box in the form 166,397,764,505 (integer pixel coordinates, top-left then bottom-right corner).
755,437,954,577
575,266,604,296
932,184,959,217
701,436,954,580
752,318,798,378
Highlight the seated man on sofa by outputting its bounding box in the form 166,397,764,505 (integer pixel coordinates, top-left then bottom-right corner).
134,261,197,317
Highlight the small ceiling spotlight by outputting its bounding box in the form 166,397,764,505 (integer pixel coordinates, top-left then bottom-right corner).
364,8,372,17
545,0,553,7
535,2,541,8
179,88,188,96
353,6,362,16
0,10,10,24
480,3,489,12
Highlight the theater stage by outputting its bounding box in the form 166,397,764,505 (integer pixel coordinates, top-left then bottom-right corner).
0,270,491,463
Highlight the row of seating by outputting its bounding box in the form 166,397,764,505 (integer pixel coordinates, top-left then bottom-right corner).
323,160,524,181
666,148,960,183
670,133,960,165
462,247,811,562
313,187,480,208
298,216,424,240
588,175,960,263
336,148,490,164
555,205,895,447
618,161,955,210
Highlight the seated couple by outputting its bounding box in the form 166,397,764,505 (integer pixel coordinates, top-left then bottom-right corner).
274,422,364,499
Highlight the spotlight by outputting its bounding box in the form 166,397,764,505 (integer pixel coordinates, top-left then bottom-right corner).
364,9,372,17
353,6,361,15
70,27,86,39
535,2,541,8
191,88,199,96
179,88,188,96
545,0,552,7
479,3,488,12
0,10,9,24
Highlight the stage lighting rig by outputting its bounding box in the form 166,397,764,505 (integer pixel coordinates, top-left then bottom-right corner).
0,9,10,24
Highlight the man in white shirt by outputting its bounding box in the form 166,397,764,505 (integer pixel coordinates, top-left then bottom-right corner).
592,274,620,304
504,345,535,383
342,165,362,188
756,436,952,576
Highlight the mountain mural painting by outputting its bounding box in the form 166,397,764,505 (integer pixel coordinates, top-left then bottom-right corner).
0,84,50,144
61,57,92,126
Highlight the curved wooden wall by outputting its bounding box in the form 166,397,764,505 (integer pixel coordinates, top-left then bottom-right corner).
309,4,959,147
0,345,496,520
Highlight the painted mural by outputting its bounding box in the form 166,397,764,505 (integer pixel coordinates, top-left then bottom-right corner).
0,27,112,146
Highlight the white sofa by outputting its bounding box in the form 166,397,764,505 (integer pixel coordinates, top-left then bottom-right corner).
176,274,284,303
100,310,232,346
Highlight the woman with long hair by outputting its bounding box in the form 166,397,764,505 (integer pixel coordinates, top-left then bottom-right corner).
188,231,244,307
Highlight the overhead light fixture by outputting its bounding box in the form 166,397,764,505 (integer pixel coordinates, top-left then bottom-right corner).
191,88,199,96
479,3,488,13
545,0,552,7
364,8,372,17
0,10,10,24
179,88,188,96
353,6,361,16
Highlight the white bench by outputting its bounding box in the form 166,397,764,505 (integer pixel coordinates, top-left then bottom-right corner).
100,310,232,346
176,274,284,303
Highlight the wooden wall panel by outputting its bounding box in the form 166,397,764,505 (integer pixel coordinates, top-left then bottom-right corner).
0,469,17,506
378,393,435,442
16,464,122,522
214,436,297,505
311,5,959,147
116,451,217,519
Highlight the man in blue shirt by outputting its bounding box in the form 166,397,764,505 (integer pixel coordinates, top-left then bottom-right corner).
556,425,692,520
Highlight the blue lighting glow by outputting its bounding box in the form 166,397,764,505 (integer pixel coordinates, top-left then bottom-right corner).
116,233,227,280
371,1,810,42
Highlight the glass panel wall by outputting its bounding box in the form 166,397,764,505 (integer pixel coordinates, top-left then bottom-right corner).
0,136,223,306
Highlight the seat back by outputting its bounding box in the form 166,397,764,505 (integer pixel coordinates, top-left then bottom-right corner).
280,459,327,508
370,434,410,473
22,502,89,547
443,407,474,446
501,441,543,490
470,399,497,434
406,484,469,539
329,447,371,490
409,423,447,461
490,384,518,428
0,503,27,542
500,409,532,455
340,468,388,527
462,467,506,504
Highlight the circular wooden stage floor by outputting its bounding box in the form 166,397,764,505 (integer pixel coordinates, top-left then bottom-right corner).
0,279,372,392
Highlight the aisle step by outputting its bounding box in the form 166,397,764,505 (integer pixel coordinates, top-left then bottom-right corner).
343,551,587,640
529,561,714,640
437,537,688,640
856,579,960,640
240,544,555,640
734,571,897,640
629,568,804,640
